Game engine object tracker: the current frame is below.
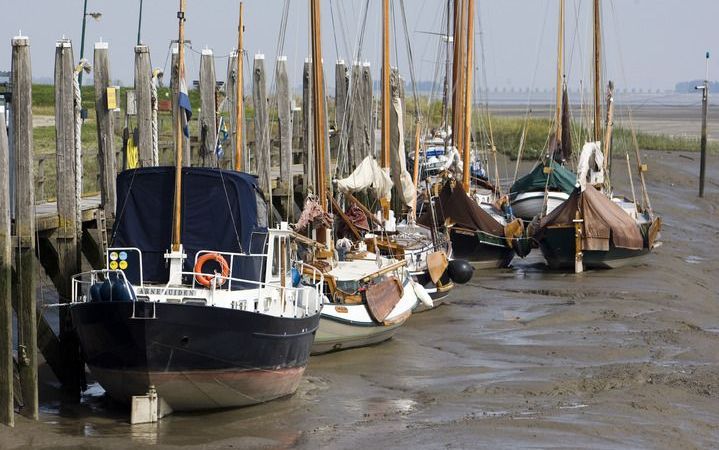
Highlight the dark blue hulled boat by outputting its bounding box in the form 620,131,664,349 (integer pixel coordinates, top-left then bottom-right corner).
69,167,323,411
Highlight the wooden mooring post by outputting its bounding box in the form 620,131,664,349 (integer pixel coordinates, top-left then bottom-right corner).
53,39,84,398
0,109,13,427
302,59,314,194
335,60,348,176
12,35,38,420
134,45,153,167
226,51,238,170
253,54,270,196
94,41,117,225
275,56,293,220
171,46,191,166
199,49,217,167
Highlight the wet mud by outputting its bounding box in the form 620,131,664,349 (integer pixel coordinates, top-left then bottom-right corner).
1,150,718,449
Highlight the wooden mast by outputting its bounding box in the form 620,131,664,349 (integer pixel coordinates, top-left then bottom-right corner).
443,0,452,146
310,0,327,241
234,2,244,171
452,0,465,154
554,0,565,141
461,0,474,192
381,0,391,170
172,0,186,250
592,0,602,142
380,0,391,218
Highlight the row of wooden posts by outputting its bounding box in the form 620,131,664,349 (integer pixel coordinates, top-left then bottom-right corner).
0,34,400,426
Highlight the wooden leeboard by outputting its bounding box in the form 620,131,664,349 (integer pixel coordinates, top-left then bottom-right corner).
427,251,449,285
364,277,403,324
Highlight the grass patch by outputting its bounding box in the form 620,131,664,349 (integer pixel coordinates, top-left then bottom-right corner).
477,117,719,160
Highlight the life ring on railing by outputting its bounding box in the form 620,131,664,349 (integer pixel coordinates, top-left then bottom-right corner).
194,253,230,287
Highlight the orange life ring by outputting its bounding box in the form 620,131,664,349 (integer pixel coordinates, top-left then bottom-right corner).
194,253,230,287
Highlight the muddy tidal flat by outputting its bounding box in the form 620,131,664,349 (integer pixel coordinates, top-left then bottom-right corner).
1,149,718,450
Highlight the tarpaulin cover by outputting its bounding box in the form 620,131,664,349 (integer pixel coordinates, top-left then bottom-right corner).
418,181,505,236
536,186,644,251
112,167,267,284
510,159,576,198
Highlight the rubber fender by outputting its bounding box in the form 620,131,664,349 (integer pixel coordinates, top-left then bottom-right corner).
447,259,474,284
89,283,103,302
412,280,434,309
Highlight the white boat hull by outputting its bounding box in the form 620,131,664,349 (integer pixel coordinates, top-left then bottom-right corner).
511,191,570,221
311,278,417,355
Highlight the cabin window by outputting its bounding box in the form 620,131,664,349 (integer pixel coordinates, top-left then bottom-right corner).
271,236,289,278
272,237,280,276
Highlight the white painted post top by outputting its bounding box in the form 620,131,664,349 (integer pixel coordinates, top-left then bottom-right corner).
12,36,29,45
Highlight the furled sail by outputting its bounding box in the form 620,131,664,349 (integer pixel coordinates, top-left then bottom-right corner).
390,94,417,208
334,155,393,201
576,141,604,191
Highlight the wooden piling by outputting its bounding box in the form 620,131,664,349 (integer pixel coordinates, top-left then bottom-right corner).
335,61,349,176
276,56,293,220
0,110,13,427
302,59,315,193
54,39,84,397
277,56,292,181
335,60,349,137
199,49,217,167
11,35,38,420
362,63,375,159
171,47,190,166
253,54,271,196
134,45,153,167
348,62,372,168
226,51,238,170
93,42,117,223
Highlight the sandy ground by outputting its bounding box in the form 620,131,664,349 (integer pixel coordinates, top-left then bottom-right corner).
1,149,718,449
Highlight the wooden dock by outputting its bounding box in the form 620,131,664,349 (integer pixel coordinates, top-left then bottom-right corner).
34,196,102,234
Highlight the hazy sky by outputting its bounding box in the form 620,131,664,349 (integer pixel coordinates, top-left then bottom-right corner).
1,0,717,93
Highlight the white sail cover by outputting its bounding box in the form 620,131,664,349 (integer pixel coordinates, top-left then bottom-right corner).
441,146,463,173
576,141,604,191
335,155,393,201
391,96,418,207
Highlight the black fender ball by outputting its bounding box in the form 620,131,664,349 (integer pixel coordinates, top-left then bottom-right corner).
448,259,474,284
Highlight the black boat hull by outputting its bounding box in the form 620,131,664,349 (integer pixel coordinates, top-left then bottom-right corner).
449,229,514,269
538,226,651,270
70,301,319,411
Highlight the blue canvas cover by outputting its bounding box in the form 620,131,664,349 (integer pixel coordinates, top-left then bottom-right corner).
509,160,576,199
112,167,267,284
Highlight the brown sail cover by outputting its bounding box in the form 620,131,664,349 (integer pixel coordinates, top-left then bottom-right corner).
537,186,643,251
418,181,504,236
364,277,403,323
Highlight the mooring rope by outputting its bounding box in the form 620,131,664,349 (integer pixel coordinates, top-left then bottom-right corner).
73,60,90,235
151,69,160,166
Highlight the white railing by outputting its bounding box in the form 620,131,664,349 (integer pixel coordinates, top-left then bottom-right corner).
71,269,133,305
71,262,324,319
173,261,324,317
